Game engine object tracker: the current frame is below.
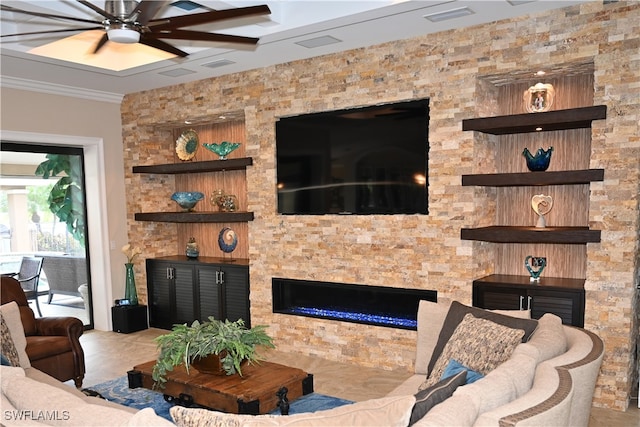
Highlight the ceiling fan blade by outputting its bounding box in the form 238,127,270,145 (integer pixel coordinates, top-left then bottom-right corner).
0,4,102,25
1,27,103,38
154,29,259,45
150,5,270,30
129,0,165,25
139,35,188,57
92,33,109,54
77,0,118,22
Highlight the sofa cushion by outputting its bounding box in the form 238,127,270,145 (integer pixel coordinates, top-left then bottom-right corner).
527,313,567,362
1,311,21,366
2,374,135,426
170,395,416,427
409,370,467,426
0,302,31,368
426,301,538,376
421,313,525,389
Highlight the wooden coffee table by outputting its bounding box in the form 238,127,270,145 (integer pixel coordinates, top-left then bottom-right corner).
128,360,314,415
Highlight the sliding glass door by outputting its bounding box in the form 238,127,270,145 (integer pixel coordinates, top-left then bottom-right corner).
0,142,93,328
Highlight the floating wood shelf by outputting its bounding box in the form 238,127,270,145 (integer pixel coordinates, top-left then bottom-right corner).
462,105,607,135
135,211,254,223
473,274,585,290
133,158,252,174
460,226,601,244
462,169,604,187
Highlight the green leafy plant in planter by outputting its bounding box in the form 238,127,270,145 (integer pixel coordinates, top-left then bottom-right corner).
35,154,86,245
152,318,275,390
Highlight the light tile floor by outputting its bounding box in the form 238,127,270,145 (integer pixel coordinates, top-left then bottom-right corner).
70,328,638,426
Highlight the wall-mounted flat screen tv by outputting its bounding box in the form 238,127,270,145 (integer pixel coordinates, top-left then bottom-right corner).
276,99,429,215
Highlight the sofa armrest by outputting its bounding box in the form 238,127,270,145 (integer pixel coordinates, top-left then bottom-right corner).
36,316,84,339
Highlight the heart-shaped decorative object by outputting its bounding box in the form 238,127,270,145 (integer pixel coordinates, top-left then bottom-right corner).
531,194,553,216
531,194,553,228
525,256,547,282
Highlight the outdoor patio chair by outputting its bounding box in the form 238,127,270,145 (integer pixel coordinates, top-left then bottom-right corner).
5,256,44,317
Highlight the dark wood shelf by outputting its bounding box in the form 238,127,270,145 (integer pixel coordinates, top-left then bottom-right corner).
133,157,252,174
460,226,601,244
462,169,604,187
473,274,585,290
135,211,254,223
462,105,607,135
152,255,249,266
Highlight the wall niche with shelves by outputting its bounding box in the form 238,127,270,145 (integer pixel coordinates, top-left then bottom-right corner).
134,117,251,260
462,63,605,325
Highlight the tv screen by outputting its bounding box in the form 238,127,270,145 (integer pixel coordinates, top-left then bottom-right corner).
276,99,429,215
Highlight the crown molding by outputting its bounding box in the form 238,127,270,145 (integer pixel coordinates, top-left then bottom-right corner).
0,76,124,104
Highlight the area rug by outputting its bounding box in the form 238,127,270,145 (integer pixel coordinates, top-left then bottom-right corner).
87,376,353,422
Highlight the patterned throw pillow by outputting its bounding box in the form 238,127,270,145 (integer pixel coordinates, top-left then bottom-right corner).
0,312,21,367
426,301,538,376
420,313,525,389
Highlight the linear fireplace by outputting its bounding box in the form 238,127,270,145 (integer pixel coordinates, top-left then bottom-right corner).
272,278,437,330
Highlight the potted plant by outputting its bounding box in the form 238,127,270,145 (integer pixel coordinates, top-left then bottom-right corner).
151,317,275,389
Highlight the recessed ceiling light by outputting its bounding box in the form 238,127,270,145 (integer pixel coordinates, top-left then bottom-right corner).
171,1,204,12
423,7,474,23
295,36,342,49
159,68,196,77
507,0,536,5
201,59,236,69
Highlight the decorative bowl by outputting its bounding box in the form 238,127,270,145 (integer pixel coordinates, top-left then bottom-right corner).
523,146,553,171
171,192,204,211
202,142,241,160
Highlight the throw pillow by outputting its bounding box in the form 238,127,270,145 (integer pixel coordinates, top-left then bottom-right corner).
0,312,20,366
441,359,484,384
420,313,525,389
409,370,467,426
171,395,416,427
0,302,30,368
426,301,538,376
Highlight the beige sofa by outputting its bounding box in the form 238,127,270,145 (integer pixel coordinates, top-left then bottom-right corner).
1,299,604,427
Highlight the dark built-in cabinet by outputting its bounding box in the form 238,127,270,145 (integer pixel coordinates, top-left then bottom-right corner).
472,275,585,327
147,256,250,330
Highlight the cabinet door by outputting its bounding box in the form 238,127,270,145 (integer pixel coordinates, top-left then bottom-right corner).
147,260,173,329
473,283,527,311
173,264,196,325
222,265,250,326
197,265,222,321
528,288,585,327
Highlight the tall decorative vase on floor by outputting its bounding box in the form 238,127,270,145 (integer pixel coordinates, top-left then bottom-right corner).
124,263,138,306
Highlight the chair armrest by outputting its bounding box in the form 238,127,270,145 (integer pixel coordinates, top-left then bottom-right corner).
16,275,39,283
36,316,84,339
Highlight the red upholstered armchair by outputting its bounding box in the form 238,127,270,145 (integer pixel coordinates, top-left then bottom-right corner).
1,276,85,387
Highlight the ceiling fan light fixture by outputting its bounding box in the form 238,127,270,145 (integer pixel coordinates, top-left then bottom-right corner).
107,28,140,44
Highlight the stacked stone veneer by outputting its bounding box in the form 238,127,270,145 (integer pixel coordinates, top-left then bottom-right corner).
121,2,639,410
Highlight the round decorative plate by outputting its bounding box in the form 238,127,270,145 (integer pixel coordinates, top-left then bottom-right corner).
176,129,199,161
218,227,238,253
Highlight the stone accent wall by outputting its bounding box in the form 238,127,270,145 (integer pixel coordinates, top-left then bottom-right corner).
121,2,639,410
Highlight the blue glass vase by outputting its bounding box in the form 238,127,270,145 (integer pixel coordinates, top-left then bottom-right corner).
124,263,138,305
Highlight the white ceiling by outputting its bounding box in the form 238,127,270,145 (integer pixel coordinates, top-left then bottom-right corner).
0,1,588,99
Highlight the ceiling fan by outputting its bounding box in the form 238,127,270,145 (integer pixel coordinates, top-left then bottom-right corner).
0,0,271,57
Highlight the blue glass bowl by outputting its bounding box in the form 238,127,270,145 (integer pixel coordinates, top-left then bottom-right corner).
523,147,553,172
171,192,204,211
202,142,241,160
